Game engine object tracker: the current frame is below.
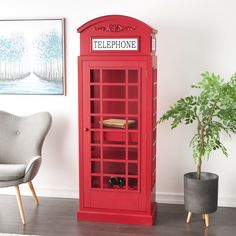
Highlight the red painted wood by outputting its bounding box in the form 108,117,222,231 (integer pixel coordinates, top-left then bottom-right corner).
77,203,157,225
77,15,157,56
77,15,157,225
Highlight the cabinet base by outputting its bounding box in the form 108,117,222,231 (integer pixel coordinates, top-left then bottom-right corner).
77,203,157,225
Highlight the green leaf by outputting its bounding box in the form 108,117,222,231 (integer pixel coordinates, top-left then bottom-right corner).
157,71,236,173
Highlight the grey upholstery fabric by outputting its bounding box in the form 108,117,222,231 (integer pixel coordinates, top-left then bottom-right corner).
23,156,42,183
0,178,25,188
0,164,26,181
0,111,52,188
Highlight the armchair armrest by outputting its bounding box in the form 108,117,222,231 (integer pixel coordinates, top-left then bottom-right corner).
23,156,42,183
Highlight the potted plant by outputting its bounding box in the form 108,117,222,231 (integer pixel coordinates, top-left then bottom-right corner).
157,72,236,227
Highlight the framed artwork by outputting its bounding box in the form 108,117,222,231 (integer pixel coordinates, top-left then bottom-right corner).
0,18,65,95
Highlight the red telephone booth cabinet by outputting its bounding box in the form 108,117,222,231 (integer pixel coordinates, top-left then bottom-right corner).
77,15,157,225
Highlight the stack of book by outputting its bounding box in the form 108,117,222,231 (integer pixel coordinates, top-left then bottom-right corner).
102,119,136,129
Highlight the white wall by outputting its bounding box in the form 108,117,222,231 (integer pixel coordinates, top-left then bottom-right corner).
0,0,236,207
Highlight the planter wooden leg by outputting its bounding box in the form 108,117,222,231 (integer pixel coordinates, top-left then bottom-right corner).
186,212,192,223
205,214,209,227
202,214,205,220
14,185,26,225
28,181,39,205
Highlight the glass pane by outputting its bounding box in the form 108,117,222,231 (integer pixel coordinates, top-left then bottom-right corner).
103,131,126,145
91,85,100,98
91,161,101,174
128,70,138,83
152,128,156,143
152,171,156,186
153,68,157,82
153,82,157,98
126,117,138,130
91,131,100,144
91,176,101,188
103,147,126,160
91,146,100,159
128,178,138,190
153,142,156,157
103,85,125,99
128,163,138,175
128,132,138,145
90,69,100,83
152,155,156,173
91,116,100,129
128,85,138,99
128,101,138,115
103,101,125,114
153,98,157,111
153,112,157,128
103,162,125,175
91,101,100,114
128,148,138,160
103,70,125,83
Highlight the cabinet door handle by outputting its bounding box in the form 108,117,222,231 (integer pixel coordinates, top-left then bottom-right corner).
84,128,89,132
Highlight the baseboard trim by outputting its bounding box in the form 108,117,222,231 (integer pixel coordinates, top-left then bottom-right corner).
156,192,184,205
0,188,235,207
156,192,236,208
217,196,236,208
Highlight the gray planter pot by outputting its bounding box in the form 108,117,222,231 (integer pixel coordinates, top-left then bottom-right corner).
184,172,219,214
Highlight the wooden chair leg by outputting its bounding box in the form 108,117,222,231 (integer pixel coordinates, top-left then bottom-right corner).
28,181,39,205
14,185,26,225
205,214,209,227
186,212,192,223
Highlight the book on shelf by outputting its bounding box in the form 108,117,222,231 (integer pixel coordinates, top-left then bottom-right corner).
102,119,136,129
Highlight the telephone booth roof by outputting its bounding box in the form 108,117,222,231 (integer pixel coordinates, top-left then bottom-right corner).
77,15,157,34
77,15,157,56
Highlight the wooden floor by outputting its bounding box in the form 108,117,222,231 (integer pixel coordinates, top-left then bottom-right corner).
0,195,236,236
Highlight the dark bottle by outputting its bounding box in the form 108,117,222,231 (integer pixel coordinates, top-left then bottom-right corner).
108,177,126,188
108,177,118,187
117,177,126,188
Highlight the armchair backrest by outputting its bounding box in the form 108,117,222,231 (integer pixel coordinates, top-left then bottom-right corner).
0,111,52,164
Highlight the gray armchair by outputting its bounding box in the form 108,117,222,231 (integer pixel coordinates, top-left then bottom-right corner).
0,111,52,224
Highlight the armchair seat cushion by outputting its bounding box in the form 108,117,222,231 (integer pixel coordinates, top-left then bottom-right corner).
0,164,26,181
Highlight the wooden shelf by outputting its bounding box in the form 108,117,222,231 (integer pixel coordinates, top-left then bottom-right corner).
91,159,139,163
90,128,138,132
90,82,139,86
102,98,138,102
91,173,139,178
101,114,138,118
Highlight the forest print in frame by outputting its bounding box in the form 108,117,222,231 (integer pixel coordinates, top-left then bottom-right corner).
0,18,65,95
